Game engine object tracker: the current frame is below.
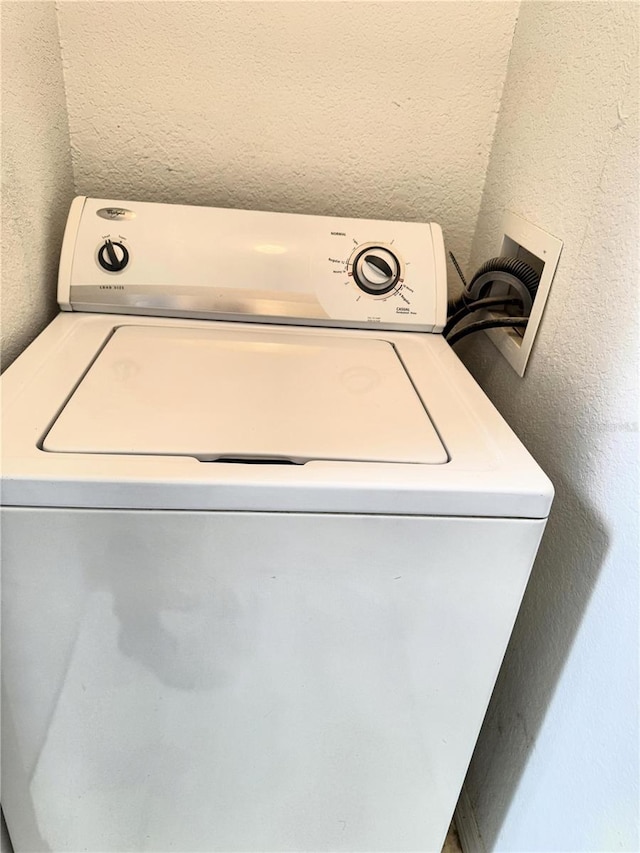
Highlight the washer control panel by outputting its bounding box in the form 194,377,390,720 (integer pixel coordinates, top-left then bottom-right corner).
60,198,447,331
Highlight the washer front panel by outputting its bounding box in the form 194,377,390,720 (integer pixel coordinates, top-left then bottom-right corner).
1,507,546,853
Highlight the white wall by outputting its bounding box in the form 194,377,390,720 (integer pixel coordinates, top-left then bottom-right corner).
55,1,518,282
2,0,519,356
1,1,75,369
458,3,639,850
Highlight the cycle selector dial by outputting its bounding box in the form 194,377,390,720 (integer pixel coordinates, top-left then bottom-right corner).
352,246,400,295
97,239,129,272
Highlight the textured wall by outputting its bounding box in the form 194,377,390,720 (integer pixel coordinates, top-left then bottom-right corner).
1,1,75,369
458,3,639,850
56,1,518,282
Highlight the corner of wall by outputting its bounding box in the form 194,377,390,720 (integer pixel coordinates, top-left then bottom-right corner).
53,0,77,196
0,0,76,369
465,2,521,273
455,786,486,853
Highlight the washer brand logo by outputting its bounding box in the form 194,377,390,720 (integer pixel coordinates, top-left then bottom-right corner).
96,208,136,221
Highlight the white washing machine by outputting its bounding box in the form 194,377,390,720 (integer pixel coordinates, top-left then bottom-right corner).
1,198,553,853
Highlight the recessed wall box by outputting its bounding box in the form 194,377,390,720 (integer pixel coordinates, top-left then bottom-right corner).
485,212,562,376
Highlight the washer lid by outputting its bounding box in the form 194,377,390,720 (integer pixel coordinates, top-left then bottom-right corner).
42,326,447,464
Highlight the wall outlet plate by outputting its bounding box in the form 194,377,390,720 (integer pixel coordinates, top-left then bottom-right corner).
484,211,562,376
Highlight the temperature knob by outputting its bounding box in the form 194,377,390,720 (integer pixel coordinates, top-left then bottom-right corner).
352,246,400,295
97,239,129,272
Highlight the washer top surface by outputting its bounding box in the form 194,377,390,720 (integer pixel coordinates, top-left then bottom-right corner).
1,313,553,518
43,325,447,465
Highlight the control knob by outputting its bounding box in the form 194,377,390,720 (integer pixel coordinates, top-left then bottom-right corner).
352,246,400,295
97,239,129,272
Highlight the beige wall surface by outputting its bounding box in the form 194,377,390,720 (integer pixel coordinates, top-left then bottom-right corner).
56,1,518,280
458,3,639,850
1,1,74,369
